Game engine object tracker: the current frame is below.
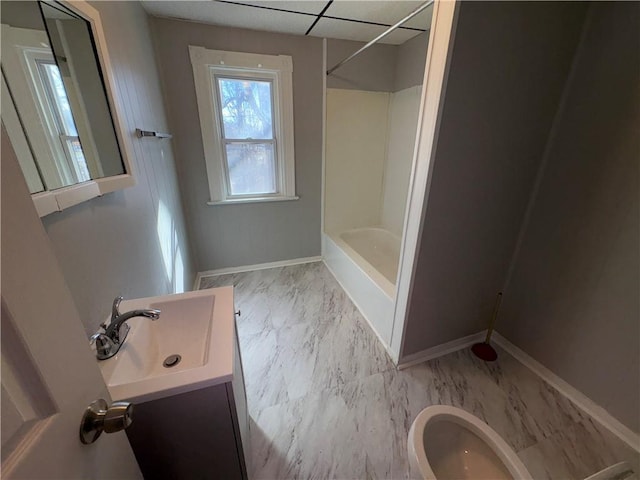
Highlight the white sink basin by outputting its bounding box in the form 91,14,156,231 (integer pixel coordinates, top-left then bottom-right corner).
98,287,234,403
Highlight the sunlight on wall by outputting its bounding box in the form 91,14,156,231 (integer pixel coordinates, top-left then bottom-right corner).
174,230,185,293
157,200,186,293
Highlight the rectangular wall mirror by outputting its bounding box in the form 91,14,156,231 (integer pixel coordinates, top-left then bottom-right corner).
1,0,135,216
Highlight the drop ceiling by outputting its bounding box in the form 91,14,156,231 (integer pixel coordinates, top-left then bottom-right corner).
141,1,433,45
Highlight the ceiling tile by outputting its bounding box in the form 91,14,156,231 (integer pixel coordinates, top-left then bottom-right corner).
229,1,329,15
309,17,420,45
402,6,433,30
325,0,431,30
142,1,314,36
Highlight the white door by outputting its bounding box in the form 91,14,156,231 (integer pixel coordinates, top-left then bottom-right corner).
1,127,141,478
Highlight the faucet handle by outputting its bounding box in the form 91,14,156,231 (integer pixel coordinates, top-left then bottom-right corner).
111,296,124,321
89,332,104,345
89,332,116,359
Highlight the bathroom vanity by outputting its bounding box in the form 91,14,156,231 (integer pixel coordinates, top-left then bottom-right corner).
97,287,250,479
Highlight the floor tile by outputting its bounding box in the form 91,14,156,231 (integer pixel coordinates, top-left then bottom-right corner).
199,262,638,479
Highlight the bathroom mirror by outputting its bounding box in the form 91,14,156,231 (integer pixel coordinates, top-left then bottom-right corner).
1,0,134,216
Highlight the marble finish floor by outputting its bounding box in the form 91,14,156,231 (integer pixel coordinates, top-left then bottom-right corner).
200,262,638,479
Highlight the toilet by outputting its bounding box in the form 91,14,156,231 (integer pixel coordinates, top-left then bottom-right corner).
407,405,532,480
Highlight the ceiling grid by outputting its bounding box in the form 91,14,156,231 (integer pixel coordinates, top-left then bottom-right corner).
142,0,432,45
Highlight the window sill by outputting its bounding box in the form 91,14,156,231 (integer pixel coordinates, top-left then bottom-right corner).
207,195,299,206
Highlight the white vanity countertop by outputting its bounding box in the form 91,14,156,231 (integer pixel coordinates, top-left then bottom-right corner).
99,286,235,403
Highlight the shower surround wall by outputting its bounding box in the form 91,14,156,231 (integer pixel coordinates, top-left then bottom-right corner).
325,86,422,237
382,84,423,236
323,34,428,352
325,88,390,234
325,34,428,238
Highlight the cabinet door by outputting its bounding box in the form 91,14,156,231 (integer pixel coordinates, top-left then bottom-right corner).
126,384,244,480
228,321,250,477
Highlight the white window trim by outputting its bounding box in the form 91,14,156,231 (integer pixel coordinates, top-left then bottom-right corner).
2,26,72,190
189,46,297,205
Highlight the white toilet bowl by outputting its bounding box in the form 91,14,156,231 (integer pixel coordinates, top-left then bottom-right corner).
408,405,532,480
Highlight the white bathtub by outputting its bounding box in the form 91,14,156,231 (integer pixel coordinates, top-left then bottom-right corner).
341,228,401,291
323,227,401,350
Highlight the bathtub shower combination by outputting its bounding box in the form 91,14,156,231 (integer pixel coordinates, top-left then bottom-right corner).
323,85,423,351
323,228,401,348
339,227,401,293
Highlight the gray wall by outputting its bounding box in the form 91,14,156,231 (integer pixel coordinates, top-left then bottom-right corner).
42,1,195,335
0,1,44,30
401,2,588,355
326,38,397,92
150,18,323,271
394,31,429,91
498,3,640,432
326,31,429,93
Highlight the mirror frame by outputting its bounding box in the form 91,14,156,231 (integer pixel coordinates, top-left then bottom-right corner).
27,0,136,216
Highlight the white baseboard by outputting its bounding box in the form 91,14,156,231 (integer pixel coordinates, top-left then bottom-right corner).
492,332,640,453
194,256,322,290
397,331,487,369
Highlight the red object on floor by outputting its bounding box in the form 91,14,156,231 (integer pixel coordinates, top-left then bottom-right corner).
471,342,498,362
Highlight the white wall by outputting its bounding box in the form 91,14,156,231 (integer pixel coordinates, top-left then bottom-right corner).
325,85,422,238
381,85,422,236
325,88,389,234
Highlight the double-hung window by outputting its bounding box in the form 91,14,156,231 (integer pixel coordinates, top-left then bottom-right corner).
190,46,296,204
34,59,91,184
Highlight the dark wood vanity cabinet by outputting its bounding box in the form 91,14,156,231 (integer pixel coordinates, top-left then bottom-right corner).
125,324,250,479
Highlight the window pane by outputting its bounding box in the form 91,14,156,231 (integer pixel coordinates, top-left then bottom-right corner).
217,78,273,140
225,143,276,195
41,63,78,137
66,138,91,182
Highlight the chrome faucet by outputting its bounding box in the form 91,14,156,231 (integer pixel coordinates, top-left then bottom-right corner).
90,296,161,360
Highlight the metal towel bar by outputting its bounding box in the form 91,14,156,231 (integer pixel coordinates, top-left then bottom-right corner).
135,128,172,139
